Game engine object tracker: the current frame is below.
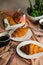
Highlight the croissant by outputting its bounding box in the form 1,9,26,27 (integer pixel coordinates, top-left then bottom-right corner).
2,12,21,25
20,44,43,55
11,27,28,37
2,12,16,26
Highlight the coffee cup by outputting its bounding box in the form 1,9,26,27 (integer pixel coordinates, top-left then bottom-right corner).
0,32,10,47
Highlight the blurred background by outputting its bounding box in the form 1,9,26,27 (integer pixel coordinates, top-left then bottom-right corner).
0,0,35,13
0,0,43,13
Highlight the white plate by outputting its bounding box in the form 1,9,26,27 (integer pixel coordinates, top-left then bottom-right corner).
9,28,32,41
27,14,43,21
16,40,43,59
4,18,24,30
6,23,24,30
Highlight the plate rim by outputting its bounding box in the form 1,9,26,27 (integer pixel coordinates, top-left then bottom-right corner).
9,29,32,41
16,40,43,59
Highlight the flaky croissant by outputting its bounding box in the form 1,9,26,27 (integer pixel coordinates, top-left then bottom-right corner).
11,27,28,37
20,44,43,55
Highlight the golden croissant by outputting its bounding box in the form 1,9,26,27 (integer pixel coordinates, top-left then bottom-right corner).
20,44,43,55
11,27,28,37
2,12,21,26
